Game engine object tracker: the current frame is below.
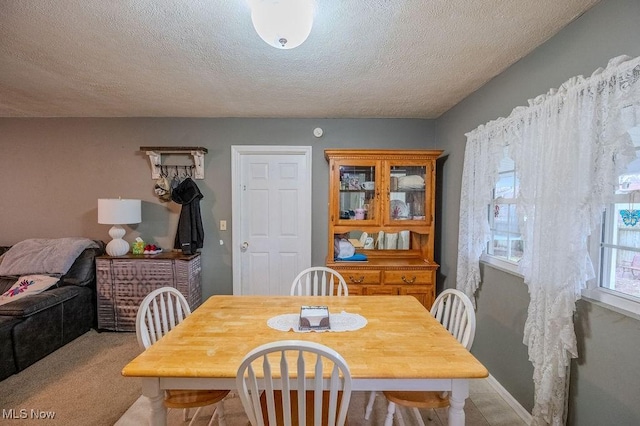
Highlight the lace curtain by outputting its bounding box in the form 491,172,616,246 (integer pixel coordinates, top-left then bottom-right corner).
457,55,640,425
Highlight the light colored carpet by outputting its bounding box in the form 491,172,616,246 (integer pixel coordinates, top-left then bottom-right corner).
0,329,142,426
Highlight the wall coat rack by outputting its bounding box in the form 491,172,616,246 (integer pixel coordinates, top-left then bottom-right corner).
140,146,208,180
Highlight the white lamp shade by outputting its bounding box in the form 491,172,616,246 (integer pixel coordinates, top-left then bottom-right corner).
251,0,315,49
98,199,141,225
98,199,141,257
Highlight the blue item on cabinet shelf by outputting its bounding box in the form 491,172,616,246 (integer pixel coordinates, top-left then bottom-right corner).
335,253,368,262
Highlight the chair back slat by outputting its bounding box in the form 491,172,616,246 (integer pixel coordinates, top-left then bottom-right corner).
159,293,170,334
165,293,176,329
303,274,311,296
297,350,307,425
313,271,327,296
312,354,323,425
237,340,352,426
312,271,319,296
448,296,461,339
290,267,349,297
263,355,277,425
327,364,341,426
147,300,159,344
245,364,262,425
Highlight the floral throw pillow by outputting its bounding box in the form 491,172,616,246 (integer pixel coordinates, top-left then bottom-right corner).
0,275,59,306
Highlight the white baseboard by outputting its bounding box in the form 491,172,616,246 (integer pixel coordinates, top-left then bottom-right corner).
485,374,532,424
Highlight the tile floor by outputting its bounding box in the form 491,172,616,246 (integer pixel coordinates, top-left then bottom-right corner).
429,378,528,426
355,378,529,426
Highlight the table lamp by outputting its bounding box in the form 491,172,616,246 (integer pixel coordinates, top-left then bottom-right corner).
98,198,142,256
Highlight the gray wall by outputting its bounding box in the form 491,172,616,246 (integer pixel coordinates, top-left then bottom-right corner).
435,0,640,423
0,118,434,299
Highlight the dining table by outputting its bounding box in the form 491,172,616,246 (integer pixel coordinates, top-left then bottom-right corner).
122,295,488,426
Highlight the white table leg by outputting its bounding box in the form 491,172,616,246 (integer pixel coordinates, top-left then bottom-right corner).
448,379,469,426
142,377,167,426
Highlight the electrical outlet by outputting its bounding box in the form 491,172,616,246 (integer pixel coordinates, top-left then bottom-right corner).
220,220,227,231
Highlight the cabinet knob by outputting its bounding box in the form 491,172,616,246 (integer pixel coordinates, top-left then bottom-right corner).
401,275,416,284
349,275,365,284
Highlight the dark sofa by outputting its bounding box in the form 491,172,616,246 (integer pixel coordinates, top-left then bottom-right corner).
0,240,105,381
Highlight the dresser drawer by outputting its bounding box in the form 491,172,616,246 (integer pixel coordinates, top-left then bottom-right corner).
341,270,381,284
383,270,433,285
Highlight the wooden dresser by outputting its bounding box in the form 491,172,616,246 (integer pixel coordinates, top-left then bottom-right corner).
96,252,202,331
325,149,442,309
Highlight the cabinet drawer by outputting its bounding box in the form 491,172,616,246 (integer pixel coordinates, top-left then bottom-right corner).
363,286,398,296
345,284,365,296
383,270,433,285
341,270,381,284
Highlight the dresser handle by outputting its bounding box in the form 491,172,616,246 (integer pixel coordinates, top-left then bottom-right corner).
401,275,416,284
349,275,365,283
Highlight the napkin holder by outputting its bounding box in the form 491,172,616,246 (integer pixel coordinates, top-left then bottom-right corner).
299,306,330,330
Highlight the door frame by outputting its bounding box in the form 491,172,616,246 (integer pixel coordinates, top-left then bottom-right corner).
231,145,313,295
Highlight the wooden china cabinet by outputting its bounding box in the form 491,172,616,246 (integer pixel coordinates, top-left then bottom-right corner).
325,149,442,309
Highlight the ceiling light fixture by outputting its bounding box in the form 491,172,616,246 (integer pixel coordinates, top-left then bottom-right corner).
250,0,315,50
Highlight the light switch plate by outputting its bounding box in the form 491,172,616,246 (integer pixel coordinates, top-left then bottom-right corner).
220,220,227,231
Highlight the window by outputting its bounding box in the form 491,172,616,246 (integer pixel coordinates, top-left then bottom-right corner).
483,153,523,273
587,125,640,316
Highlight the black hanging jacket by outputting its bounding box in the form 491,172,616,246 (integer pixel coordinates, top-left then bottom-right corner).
171,177,204,255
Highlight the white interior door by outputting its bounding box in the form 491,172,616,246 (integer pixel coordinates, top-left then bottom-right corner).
232,146,312,295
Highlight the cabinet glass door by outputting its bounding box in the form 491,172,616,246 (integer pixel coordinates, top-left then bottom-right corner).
385,161,429,225
336,162,379,224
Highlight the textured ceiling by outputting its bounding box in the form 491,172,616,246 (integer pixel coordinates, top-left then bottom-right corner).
0,0,600,118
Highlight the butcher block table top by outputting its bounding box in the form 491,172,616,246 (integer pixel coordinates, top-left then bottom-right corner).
123,295,488,382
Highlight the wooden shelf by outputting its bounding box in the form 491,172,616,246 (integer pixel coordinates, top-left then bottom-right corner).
140,146,207,179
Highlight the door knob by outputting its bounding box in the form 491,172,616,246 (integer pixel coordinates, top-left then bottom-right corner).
241,242,249,251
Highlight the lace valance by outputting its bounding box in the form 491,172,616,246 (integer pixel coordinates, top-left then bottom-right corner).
457,55,640,425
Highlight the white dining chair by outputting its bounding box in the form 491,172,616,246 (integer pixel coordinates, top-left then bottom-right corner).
290,266,349,296
364,289,476,426
236,340,352,426
136,287,229,426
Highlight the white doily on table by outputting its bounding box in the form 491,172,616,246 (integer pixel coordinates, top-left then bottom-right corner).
267,311,367,333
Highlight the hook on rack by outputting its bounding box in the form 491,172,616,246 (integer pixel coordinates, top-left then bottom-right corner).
154,164,196,180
